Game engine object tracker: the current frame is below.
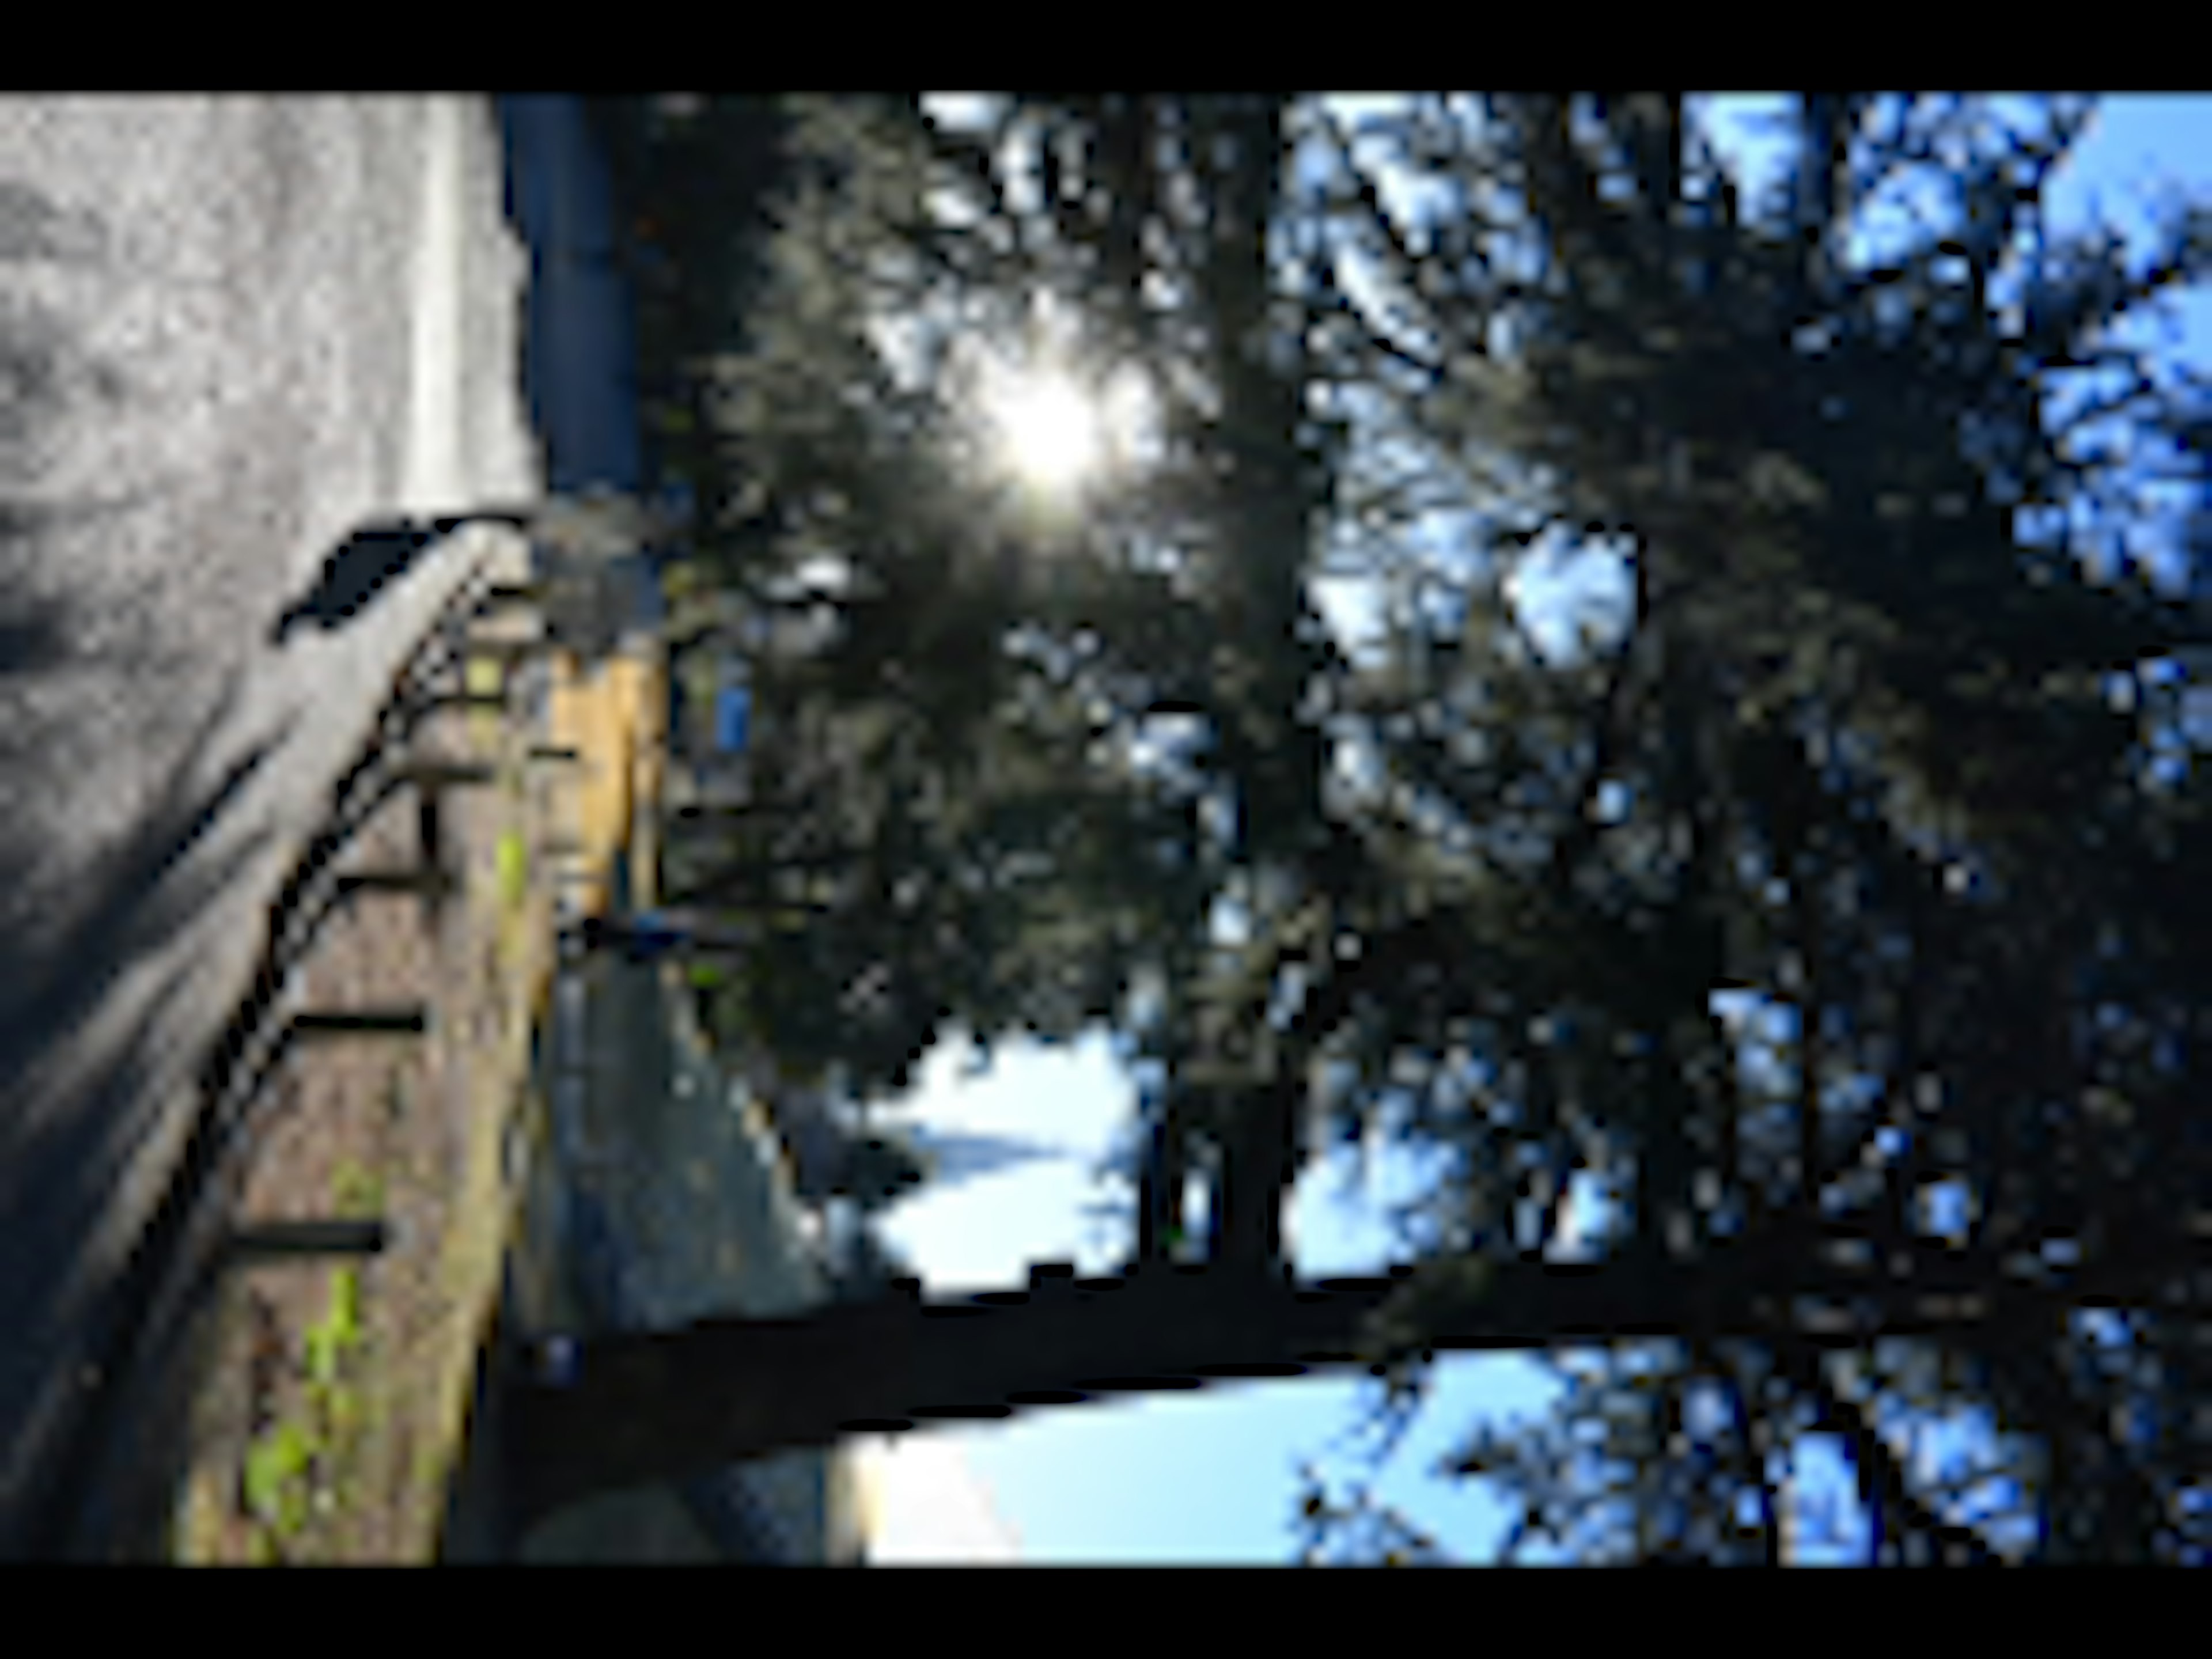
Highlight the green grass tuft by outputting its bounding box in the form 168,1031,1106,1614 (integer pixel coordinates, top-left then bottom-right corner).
243,1421,313,1537
304,1267,361,1388
495,831,529,914
331,1160,384,1218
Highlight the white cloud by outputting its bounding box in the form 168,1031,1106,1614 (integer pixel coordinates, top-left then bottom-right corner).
862,1434,1024,1563
875,1033,1134,1294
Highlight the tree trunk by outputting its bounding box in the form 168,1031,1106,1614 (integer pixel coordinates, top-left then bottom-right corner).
1132,1098,1193,1265
498,1244,2060,1528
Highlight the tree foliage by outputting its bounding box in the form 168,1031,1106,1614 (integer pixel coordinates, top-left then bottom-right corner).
1264,92,2212,1563
570,93,2212,1563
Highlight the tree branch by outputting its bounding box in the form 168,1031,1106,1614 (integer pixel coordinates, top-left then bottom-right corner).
1765,1335,2008,1565
499,1233,2130,1527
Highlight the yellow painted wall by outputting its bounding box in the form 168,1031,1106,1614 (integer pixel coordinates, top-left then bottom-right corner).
542,647,664,915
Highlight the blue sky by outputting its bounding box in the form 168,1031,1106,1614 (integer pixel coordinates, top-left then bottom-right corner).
852,96,2212,1565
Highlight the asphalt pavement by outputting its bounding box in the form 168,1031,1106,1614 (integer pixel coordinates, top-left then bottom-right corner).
0,94,642,1554
497,915,859,1562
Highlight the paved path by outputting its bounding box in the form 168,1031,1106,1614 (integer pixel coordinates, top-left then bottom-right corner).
498,926,859,1562
0,94,635,1553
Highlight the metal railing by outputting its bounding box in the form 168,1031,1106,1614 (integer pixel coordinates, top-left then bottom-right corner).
24,543,563,1559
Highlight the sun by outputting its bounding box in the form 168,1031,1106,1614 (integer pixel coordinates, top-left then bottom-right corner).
985,362,1109,494
953,296,1157,525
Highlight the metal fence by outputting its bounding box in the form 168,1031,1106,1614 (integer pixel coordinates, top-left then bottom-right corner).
24,539,556,1558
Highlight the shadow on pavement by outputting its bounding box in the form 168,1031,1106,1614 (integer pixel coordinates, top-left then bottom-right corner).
0,667,297,1558
268,512,531,645
0,492,174,951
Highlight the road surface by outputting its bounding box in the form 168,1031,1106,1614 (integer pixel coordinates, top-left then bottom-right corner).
507,910,861,1562
0,94,642,1554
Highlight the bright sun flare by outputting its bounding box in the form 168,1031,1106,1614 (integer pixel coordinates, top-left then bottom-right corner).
979,357,1119,497
960,297,1156,512
990,366,1106,492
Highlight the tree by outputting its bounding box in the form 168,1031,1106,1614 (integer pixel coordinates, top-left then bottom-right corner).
502,1238,2064,1530
542,94,2212,1562
1264,92,2212,1562
643,95,1247,1103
